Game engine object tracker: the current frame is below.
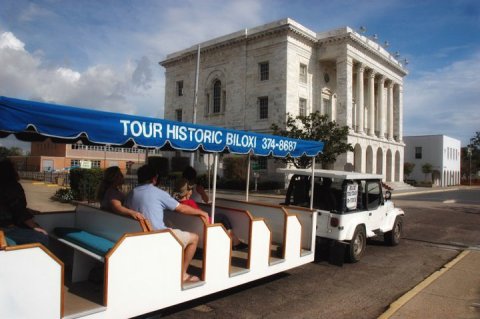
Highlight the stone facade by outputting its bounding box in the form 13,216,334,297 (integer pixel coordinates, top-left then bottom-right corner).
160,18,407,182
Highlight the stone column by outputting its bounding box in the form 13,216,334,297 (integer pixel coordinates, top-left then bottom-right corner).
336,56,353,128
378,75,386,139
397,84,403,142
356,63,365,133
367,70,376,136
387,81,394,140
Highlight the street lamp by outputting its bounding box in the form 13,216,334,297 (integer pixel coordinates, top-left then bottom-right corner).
467,147,472,186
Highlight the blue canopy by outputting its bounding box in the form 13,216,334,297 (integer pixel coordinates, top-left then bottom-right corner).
0,96,323,158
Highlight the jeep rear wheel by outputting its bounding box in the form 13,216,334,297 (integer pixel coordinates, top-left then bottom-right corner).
346,226,366,263
385,216,403,246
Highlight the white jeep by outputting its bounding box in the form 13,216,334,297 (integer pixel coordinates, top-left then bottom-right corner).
280,168,405,263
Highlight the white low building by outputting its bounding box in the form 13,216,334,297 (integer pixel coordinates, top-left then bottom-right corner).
404,135,461,186
160,18,407,182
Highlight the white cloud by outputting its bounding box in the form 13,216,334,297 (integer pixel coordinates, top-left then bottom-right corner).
144,0,264,57
404,50,480,145
0,31,160,116
0,32,25,50
18,2,56,22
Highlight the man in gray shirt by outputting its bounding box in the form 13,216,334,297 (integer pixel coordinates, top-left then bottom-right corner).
126,165,210,282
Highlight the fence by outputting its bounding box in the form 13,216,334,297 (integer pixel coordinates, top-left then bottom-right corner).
19,171,70,187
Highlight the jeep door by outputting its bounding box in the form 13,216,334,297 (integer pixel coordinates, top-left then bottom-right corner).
364,180,387,233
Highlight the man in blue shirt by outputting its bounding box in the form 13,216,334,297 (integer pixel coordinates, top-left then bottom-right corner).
126,165,210,283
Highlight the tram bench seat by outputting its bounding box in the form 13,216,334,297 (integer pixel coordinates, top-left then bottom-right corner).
52,204,149,262
54,227,115,258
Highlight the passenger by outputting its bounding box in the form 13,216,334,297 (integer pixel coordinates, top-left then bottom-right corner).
173,178,200,210
173,178,246,250
126,165,210,283
182,166,209,203
96,166,145,220
0,159,49,246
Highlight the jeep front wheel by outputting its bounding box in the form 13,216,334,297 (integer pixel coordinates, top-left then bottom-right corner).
347,226,366,263
384,216,403,246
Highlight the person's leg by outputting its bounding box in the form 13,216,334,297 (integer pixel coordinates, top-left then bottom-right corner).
182,232,198,281
172,229,199,281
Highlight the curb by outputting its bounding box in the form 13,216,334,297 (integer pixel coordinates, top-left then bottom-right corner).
377,249,471,319
392,187,460,198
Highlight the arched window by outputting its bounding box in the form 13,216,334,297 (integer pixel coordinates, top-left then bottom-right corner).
213,80,221,113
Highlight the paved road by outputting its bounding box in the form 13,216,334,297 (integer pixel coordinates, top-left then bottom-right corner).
145,188,479,319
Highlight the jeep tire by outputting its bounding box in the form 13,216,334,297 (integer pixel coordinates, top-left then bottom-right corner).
346,225,366,263
384,216,403,246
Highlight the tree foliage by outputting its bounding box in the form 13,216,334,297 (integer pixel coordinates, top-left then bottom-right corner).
421,163,433,182
271,112,353,168
0,146,24,160
404,162,415,178
469,131,480,150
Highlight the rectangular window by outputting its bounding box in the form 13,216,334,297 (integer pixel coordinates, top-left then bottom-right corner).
92,160,101,168
70,159,80,167
299,63,307,83
176,81,184,96
299,98,307,117
415,147,422,159
366,182,381,210
175,109,182,122
259,62,269,81
257,157,267,170
323,97,332,120
258,97,269,119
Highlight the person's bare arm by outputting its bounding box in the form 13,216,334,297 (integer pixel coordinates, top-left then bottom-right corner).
110,199,145,220
196,185,209,203
175,203,210,223
23,218,48,235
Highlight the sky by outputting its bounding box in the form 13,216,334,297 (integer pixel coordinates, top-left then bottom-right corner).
0,0,479,149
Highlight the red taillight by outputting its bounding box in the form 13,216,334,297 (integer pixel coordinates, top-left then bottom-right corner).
330,217,339,227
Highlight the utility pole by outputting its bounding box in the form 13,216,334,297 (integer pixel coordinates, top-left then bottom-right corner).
467,147,472,186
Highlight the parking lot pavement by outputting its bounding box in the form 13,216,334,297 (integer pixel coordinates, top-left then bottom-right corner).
21,180,75,212
379,249,480,319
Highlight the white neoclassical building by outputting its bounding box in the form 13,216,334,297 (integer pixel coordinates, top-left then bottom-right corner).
160,18,407,183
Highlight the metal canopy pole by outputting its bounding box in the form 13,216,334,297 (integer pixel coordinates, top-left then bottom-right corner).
211,153,219,223
207,153,211,196
310,157,316,210
246,154,251,201
190,44,201,167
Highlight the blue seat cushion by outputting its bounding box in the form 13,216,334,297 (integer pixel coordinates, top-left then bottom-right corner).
5,236,16,246
54,227,115,256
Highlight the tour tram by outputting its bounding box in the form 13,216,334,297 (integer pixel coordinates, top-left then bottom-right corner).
0,96,324,319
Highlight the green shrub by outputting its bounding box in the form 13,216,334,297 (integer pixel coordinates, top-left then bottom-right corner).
69,168,103,201
52,188,74,202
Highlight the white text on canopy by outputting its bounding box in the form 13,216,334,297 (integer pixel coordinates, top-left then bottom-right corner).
120,119,301,152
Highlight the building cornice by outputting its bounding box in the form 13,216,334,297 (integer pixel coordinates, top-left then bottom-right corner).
317,27,408,76
159,18,317,67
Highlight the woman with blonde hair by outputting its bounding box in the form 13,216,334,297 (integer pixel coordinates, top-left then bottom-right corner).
96,166,144,220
